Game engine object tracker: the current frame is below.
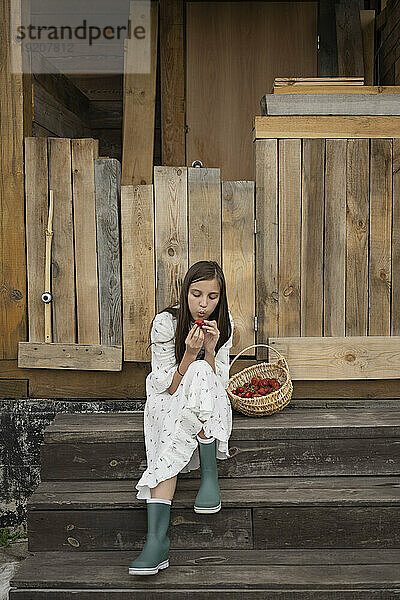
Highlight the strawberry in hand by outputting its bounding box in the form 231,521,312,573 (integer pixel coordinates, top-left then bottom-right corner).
195,319,220,354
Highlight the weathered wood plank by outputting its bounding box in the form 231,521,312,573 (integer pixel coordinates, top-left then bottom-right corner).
324,140,346,336
43,407,400,435
24,137,48,343
94,159,122,346
270,336,400,379
40,437,400,480
121,185,155,362
188,168,221,265
68,74,123,101
121,1,158,185
360,10,375,86
9,585,400,599
317,0,338,77
27,508,252,552
369,139,392,336
393,138,400,335
29,476,400,510
0,0,27,358
335,0,364,77
255,139,278,362
273,77,364,87
254,505,400,548
278,140,301,339
12,550,400,595
71,139,100,344
346,139,370,336
0,379,28,398
31,53,91,121
26,360,149,398
273,85,399,95
17,342,122,371
160,0,185,166
47,138,76,343
301,139,324,336
253,116,400,139
154,166,188,312
222,182,255,357
27,491,400,552
33,82,92,138
262,93,400,115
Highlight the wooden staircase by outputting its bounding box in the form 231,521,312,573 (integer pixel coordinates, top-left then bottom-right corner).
10,407,400,598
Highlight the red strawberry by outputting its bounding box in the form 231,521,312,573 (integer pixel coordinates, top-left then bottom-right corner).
194,319,206,329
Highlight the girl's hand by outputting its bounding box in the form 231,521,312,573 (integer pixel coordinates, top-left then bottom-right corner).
185,323,205,357
201,320,220,354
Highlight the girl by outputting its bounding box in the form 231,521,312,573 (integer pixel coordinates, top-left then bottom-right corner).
129,260,234,575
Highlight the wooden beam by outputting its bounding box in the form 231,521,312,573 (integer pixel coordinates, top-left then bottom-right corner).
0,0,27,358
0,379,28,398
273,85,400,94
18,342,122,371
71,139,100,344
160,0,185,165
121,184,155,362
262,93,400,115
122,1,158,185
335,0,364,77
317,0,338,76
94,159,122,346
270,336,400,380
253,116,400,140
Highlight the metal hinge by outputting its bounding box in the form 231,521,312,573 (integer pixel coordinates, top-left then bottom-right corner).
317,34,320,50
254,316,258,332
254,219,257,235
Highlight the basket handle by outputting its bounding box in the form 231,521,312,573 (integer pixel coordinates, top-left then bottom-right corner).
229,344,289,374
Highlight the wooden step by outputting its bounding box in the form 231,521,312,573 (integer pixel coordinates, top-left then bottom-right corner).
10,549,400,598
40,408,400,480
27,476,400,552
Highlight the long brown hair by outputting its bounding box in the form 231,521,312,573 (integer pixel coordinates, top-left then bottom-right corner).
146,260,232,365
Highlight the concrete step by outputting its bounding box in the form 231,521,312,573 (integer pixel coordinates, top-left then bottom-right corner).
40,408,400,480
27,475,400,552
9,549,400,598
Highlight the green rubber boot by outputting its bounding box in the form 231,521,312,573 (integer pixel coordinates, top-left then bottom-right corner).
194,435,221,513
129,499,171,575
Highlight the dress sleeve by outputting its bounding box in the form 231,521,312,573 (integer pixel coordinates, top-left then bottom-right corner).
215,312,234,389
148,313,178,394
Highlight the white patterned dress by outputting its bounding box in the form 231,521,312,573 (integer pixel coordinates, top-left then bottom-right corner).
135,307,234,500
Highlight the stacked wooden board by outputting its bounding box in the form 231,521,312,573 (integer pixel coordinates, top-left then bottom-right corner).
18,137,123,371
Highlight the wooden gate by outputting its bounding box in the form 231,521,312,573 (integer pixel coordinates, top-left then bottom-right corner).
254,115,400,379
18,137,123,371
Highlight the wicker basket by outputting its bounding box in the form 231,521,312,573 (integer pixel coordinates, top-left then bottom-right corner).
227,344,293,417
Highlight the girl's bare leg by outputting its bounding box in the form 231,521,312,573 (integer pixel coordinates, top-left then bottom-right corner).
151,475,178,500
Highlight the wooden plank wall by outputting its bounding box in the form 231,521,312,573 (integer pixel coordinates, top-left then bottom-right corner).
0,0,27,358
255,136,399,361
122,167,255,361
24,138,122,349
